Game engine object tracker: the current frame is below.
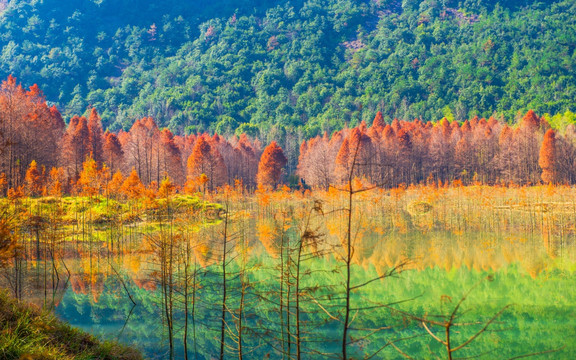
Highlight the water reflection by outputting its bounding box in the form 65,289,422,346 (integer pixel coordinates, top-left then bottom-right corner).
1,187,575,359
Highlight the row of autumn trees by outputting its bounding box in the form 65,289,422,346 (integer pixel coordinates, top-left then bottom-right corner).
0,76,288,196
299,110,574,188
0,75,572,197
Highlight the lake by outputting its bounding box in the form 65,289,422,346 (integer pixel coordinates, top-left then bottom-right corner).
1,186,575,359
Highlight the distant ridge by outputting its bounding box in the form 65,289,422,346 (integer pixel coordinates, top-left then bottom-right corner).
0,0,573,138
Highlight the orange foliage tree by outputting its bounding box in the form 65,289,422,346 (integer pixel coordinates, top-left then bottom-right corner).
47,167,65,197
103,131,124,175
158,177,176,198
121,169,145,199
87,108,104,165
24,160,43,196
0,214,16,266
77,156,103,196
106,171,124,198
0,76,63,189
60,115,90,179
257,141,287,189
539,129,557,184
159,129,185,185
186,135,226,192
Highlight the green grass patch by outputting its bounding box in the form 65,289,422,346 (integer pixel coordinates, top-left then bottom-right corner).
0,290,142,360
7,194,221,243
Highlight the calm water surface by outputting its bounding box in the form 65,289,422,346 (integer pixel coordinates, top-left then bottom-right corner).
3,192,576,359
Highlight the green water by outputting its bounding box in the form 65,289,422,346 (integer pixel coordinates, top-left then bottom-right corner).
2,193,576,359
48,259,574,359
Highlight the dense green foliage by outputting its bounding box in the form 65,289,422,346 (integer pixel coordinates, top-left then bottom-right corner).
1,0,575,137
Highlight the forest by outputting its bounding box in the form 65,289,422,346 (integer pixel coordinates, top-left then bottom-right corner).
0,75,574,199
0,75,574,359
0,0,575,138
0,155,573,359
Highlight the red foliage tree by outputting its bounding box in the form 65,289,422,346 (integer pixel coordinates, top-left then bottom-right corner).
125,117,160,184
159,129,185,185
455,136,473,181
257,141,287,189
60,116,90,180
234,134,259,187
520,110,541,131
121,169,145,199
539,129,557,184
186,135,227,192
335,137,351,182
515,110,544,184
372,111,385,134
497,125,515,183
103,131,124,175
88,108,104,165
0,76,62,188
298,135,338,190
24,160,43,196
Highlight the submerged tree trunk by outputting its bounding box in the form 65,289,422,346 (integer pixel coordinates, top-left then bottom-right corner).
220,205,229,360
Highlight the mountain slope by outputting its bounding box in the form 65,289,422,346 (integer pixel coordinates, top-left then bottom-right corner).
0,0,574,138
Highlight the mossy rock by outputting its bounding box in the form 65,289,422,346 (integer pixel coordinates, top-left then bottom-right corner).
22,215,50,231
74,204,90,213
37,197,59,204
121,213,141,224
90,213,118,225
407,201,433,216
204,207,226,221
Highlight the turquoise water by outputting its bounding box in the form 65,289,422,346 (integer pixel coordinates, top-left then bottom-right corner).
4,193,576,359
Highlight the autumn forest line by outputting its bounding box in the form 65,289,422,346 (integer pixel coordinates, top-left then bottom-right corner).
0,75,571,199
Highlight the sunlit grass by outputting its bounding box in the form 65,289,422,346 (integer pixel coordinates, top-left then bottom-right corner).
0,290,141,360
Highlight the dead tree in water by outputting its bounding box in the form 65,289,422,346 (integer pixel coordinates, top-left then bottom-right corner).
256,200,333,360
180,215,202,360
415,276,565,360
225,203,257,360
219,203,230,360
290,200,327,360
216,199,253,360
333,135,407,360
253,204,293,359
202,197,240,360
148,189,178,360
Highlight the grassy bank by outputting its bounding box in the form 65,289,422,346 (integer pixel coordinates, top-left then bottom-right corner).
0,290,142,360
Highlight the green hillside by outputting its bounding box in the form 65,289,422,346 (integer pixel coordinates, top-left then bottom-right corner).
1,0,574,138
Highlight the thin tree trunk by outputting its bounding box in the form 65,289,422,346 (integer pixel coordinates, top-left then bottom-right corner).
184,242,189,360
295,233,303,360
343,140,360,360
279,222,286,358
342,187,353,360
238,279,245,360
220,205,229,360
